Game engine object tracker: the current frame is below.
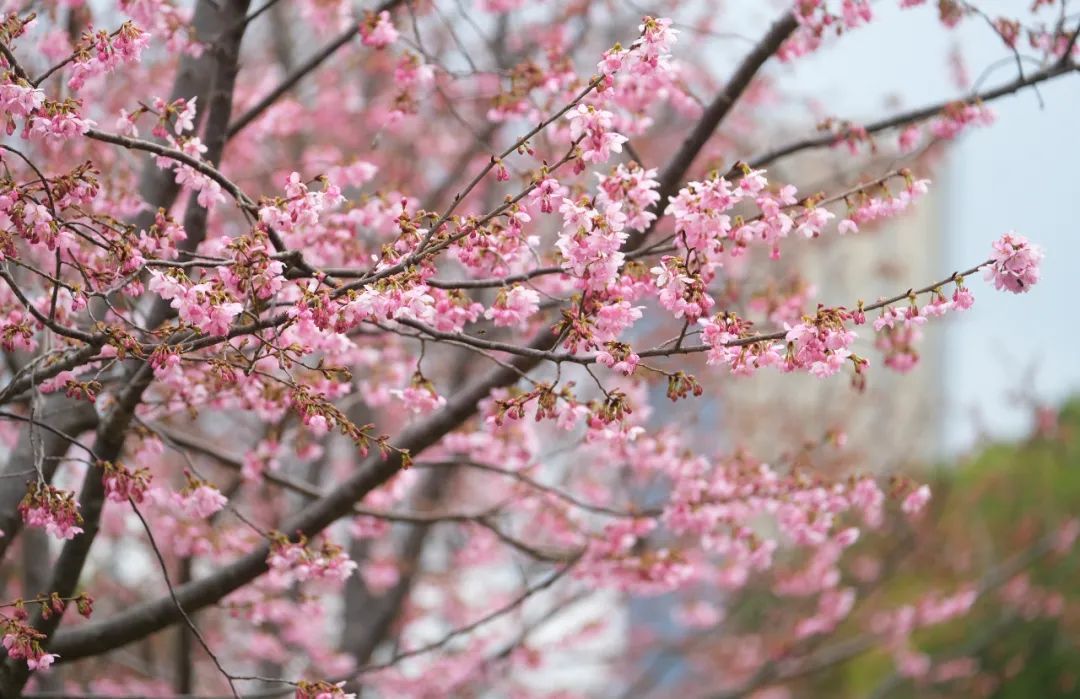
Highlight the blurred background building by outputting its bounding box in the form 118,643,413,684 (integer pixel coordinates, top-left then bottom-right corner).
712,150,948,470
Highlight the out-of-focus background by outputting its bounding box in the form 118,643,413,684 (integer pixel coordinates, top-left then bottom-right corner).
759,0,1080,456
699,1,1080,464
624,4,1080,696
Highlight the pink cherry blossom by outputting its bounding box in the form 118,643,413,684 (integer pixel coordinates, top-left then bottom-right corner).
0,4,1064,693
901,485,932,516
982,232,1044,293
485,285,540,328
360,11,398,49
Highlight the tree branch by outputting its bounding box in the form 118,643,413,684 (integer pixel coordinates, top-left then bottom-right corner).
749,59,1079,169
0,2,255,689
624,10,799,250
0,401,98,562
225,0,407,139
0,364,154,695
47,335,547,661
128,0,231,235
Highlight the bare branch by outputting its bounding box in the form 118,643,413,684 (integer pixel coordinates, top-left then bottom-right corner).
750,59,1079,169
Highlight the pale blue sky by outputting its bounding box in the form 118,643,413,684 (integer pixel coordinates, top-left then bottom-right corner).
761,1,1080,452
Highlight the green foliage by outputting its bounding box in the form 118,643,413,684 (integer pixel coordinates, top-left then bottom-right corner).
815,399,1080,698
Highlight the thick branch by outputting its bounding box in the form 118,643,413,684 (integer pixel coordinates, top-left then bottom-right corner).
129,0,228,234
0,365,154,695
1,2,254,689
39,23,812,646
225,0,407,139
47,340,543,662
147,0,252,332
624,10,799,250
340,470,446,679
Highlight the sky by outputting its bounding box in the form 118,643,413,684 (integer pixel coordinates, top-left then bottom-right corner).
762,1,1080,453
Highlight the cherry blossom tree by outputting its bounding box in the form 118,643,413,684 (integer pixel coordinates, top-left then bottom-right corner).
0,0,1073,697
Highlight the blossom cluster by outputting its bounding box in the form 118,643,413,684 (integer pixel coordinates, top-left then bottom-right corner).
983,232,1043,294
18,482,84,540
0,1,1062,693
2,621,57,672
267,534,359,588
